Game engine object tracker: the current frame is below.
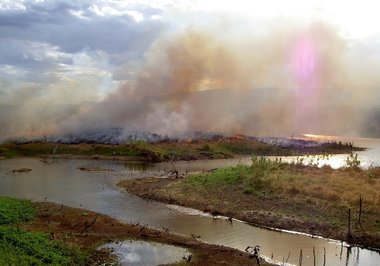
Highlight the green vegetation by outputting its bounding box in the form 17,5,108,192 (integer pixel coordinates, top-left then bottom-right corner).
185,165,247,189
345,152,361,168
0,197,36,225
152,155,380,247
184,156,282,196
0,226,86,265
0,196,87,265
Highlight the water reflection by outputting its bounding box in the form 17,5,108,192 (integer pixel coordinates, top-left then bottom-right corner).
98,240,190,266
121,161,151,171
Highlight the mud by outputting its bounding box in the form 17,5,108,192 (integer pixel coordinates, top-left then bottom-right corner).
22,202,272,265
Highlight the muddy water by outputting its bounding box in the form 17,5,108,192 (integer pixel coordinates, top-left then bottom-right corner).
0,137,379,266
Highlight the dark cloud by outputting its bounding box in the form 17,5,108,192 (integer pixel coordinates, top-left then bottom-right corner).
0,0,169,106
0,1,167,54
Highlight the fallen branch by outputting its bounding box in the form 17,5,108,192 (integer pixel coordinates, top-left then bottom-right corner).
80,216,98,235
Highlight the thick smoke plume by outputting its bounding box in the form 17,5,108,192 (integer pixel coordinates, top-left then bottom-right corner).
1,21,380,140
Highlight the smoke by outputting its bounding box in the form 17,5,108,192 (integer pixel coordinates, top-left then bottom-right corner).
1,20,380,139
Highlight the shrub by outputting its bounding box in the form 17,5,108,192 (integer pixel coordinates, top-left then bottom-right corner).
250,156,279,178
200,144,211,151
345,153,361,168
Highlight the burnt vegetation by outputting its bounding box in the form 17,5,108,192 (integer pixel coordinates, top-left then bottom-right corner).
0,133,364,162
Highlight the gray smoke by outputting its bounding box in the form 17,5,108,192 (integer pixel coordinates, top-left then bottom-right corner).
1,20,380,140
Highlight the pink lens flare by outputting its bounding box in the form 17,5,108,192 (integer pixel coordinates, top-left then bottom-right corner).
291,32,318,92
290,30,320,132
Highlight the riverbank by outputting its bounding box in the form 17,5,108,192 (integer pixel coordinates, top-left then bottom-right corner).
0,137,363,162
0,196,272,265
118,158,380,250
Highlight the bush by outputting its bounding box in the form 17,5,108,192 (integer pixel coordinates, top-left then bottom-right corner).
250,156,280,178
345,153,361,168
200,144,211,151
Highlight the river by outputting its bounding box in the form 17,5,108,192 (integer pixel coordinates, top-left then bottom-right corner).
0,137,379,265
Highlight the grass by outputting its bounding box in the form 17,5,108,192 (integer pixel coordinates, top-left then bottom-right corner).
184,156,282,195
184,154,379,204
173,156,380,246
0,226,86,265
0,197,36,225
0,196,87,265
185,166,247,189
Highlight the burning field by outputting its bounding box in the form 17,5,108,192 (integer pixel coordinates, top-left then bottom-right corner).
0,131,361,162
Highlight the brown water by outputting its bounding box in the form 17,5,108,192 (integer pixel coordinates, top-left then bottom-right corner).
0,137,379,266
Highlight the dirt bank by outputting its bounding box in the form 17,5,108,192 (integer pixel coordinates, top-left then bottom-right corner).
118,165,380,250
23,201,272,265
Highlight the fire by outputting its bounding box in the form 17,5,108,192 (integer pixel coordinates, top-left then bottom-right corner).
226,134,247,141
302,134,340,141
233,134,245,140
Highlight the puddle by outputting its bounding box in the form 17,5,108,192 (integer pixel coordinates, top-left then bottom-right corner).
98,240,191,266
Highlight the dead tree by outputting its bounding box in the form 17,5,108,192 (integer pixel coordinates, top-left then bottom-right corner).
245,245,261,265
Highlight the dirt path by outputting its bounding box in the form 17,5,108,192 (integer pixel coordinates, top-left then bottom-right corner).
23,201,272,265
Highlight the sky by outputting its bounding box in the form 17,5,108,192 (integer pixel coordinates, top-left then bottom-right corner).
1,0,380,139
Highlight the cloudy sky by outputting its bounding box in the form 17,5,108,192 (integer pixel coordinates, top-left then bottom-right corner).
1,0,380,138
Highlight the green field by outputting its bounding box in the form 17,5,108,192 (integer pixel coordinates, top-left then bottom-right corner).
0,197,87,265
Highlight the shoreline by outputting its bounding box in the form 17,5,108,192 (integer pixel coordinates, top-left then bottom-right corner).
0,139,364,162
21,201,272,265
118,171,380,251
